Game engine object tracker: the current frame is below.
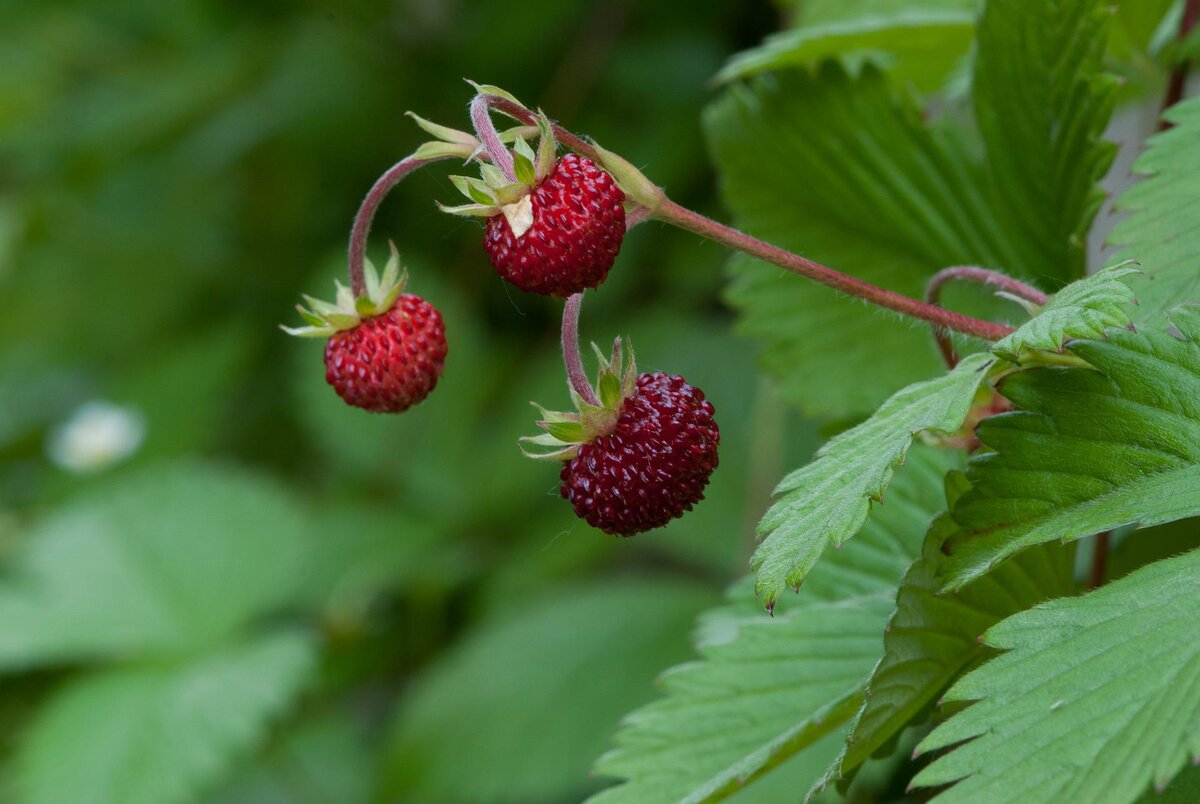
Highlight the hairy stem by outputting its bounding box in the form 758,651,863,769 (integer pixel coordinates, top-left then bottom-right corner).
924,266,1048,367
348,154,450,296
475,92,1014,342
1160,0,1200,130
470,95,517,182
562,293,601,406
656,200,1015,341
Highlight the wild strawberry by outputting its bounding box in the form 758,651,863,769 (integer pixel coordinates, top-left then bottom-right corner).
523,340,719,536
283,246,447,413
440,115,626,297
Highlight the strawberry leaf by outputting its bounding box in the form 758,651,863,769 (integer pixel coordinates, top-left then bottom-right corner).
913,548,1200,802
990,263,1140,361
1110,96,1200,325
752,352,993,609
715,2,977,91
939,306,1200,589
816,514,1076,793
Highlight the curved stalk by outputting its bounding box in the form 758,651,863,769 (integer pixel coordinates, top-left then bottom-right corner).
562,293,601,406
347,154,453,296
470,95,517,182
924,266,1049,367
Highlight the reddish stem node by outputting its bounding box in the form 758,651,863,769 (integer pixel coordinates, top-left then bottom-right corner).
562,293,601,406
924,266,1048,368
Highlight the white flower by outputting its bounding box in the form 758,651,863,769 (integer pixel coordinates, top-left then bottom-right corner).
46,401,146,474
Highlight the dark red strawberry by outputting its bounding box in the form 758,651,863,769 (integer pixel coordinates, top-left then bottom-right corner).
482,154,625,296
284,247,446,413
523,339,719,536
561,372,719,536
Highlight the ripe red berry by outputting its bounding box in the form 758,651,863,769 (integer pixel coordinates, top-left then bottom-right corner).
483,154,626,297
284,247,446,414
324,293,446,413
560,372,719,536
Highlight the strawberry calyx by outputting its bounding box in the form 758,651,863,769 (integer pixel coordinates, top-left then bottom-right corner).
520,337,638,461
438,110,558,239
282,243,409,338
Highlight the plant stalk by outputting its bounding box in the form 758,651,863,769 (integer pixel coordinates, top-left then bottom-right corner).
347,154,452,296
924,266,1048,367
562,293,601,406
470,95,518,182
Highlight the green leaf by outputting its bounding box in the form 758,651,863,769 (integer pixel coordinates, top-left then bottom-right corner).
716,5,976,91
753,353,992,608
990,263,1140,361
820,514,1075,790
913,548,1200,802
972,0,1117,285
15,630,316,804
385,579,715,804
1110,97,1200,325
0,462,309,666
939,307,1200,589
592,448,953,803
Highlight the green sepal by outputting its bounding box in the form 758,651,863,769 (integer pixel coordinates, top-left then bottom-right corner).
512,138,537,184
406,111,479,161
534,112,557,182
406,111,476,147
521,336,638,461
437,202,497,218
466,80,525,109
412,141,474,160
598,372,622,409
283,242,410,338
542,420,586,442
451,175,497,206
588,138,665,213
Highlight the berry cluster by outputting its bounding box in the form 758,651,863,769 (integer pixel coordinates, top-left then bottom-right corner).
286,93,718,536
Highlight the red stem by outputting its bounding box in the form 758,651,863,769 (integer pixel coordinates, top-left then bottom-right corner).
562,293,601,406
477,93,1014,343
924,267,1048,367
656,200,1015,341
470,95,517,182
347,154,452,296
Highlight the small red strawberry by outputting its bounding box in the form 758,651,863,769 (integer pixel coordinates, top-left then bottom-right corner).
523,340,719,536
440,115,626,297
284,246,447,413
